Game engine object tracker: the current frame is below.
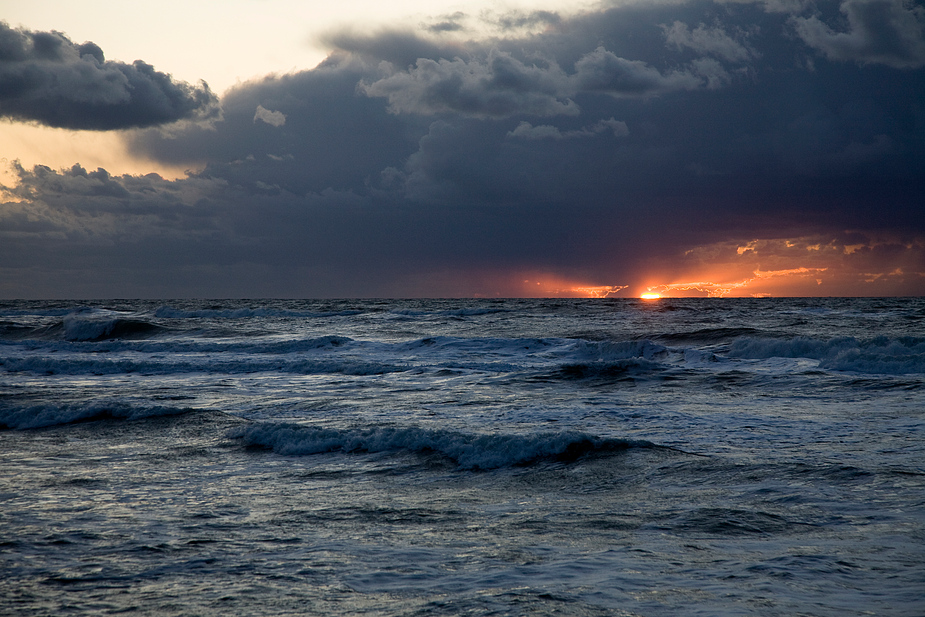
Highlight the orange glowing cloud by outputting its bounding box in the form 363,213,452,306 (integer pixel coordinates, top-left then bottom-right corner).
646,267,827,298
568,285,629,298
637,235,925,297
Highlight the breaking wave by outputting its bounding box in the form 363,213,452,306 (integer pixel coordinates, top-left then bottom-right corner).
229,423,657,470
729,336,925,374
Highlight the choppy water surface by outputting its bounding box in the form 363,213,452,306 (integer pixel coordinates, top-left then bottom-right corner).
2,298,924,615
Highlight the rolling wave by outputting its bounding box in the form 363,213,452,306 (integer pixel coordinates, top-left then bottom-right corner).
0,401,192,430
229,423,659,469
61,317,165,341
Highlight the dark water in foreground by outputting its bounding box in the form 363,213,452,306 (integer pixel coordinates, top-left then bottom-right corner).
2,298,924,615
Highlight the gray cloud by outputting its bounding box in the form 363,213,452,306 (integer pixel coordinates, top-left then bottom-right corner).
361,50,577,118
489,10,563,32
253,105,286,126
662,21,756,62
792,0,925,68
424,12,468,33
571,47,705,96
320,29,460,69
0,21,218,130
507,118,628,139
359,42,719,119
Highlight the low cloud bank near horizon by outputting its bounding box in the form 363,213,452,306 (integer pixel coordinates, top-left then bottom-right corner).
2,0,923,297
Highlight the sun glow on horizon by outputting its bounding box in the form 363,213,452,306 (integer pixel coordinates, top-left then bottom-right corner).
640,292,661,299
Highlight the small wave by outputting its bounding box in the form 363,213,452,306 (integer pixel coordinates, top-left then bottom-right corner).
655,327,769,344
398,336,555,354
3,335,357,357
0,355,406,376
664,507,794,535
729,336,925,374
0,307,75,318
0,402,192,430
389,307,509,318
153,306,363,319
0,322,39,340
229,424,656,470
443,307,509,317
553,359,662,380
568,339,668,362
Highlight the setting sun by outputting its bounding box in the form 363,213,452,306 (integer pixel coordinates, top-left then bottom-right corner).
640,292,661,300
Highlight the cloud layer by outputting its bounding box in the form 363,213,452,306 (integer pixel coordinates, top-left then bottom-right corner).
0,21,218,130
1,0,923,297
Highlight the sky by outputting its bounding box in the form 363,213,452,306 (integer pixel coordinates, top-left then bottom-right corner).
1,0,924,298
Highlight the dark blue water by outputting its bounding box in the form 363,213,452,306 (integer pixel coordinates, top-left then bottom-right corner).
2,298,924,615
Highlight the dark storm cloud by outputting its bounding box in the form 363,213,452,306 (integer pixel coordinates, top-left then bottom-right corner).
0,21,217,130
129,54,419,196
3,0,924,297
791,0,925,68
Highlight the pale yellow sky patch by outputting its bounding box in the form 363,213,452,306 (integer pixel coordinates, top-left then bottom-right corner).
1,0,588,185
0,123,195,189
2,0,589,95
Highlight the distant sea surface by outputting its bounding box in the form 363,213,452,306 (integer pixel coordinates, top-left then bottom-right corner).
2,298,924,616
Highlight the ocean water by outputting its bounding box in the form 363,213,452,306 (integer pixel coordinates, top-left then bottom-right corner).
1,297,923,616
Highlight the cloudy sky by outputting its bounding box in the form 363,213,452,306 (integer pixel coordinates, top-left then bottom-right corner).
1,0,923,298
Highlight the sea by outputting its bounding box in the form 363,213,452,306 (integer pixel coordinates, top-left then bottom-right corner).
1,297,923,616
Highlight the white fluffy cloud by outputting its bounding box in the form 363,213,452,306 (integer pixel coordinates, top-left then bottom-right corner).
253,105,286,126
